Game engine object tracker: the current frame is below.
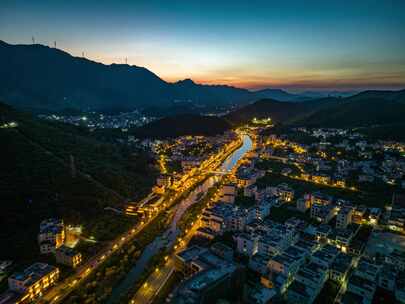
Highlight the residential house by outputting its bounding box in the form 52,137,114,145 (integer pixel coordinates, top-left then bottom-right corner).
8,263,59,302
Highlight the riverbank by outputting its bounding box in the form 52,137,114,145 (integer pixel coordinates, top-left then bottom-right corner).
126,133,254,303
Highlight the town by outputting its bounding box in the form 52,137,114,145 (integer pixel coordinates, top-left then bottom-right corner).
168,124,405,304
1,119,405,304
38,110,156,131
2,2,405,303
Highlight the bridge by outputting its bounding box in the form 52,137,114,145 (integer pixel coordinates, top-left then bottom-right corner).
208,169,230,175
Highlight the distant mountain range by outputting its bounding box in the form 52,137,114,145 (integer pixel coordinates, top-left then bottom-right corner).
2,39,404,140
0,40,310,113
224,89,405,141
129,88,405,139
252,88,310,102
227,89,405,124
299,90,358,98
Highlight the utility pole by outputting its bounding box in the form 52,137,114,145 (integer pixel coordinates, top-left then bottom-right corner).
70,155,77,178
54,41,57,48
32,36,35,44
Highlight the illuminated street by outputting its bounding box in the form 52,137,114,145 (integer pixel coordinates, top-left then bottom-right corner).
129,134,254,304
39,132,248,304
2,5,405,304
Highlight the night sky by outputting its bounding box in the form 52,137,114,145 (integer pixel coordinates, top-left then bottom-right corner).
1,0,405,91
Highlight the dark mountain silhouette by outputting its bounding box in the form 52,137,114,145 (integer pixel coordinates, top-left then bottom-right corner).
225,99,304,125
0,41,309,113
171,78,254,105
347,89,405,103
132,114,231,138
224,97,340,125
299,90,357,98
253,88,310,102
0,40,172,112
294,96,405,127
136,88,405,139
225,89,405,133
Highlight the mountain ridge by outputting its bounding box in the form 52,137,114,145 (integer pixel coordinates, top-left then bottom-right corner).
0,40,309,112
224,89,405,129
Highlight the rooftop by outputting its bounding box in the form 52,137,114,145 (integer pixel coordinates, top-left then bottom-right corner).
348,274,375,293
174,264,237,304
288,280,311,298
271,253,296,266
9,263,57,287
177,245,208,263
297,262,327,284
56,245,80,257
331,253,353,273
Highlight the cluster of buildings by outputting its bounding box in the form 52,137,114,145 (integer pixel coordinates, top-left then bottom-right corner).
0,219,83,303
0,121,18,129
168,127,405,304
387,192,405,233
38,110,155,131
174,196,405,304
38,218,65,254
267,128,405,189
0,263,59,304
234,160,266,188
38,218,82,268
194,180,292,240
172,244,245,303
152,132,239,193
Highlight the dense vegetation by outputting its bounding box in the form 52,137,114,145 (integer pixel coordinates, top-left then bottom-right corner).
65,210,171,304
131,114,232,138
358,123,405,143
256,171,393,208
295,98,405,128
0,103,157,261
225,90,405,142
225,97,342,126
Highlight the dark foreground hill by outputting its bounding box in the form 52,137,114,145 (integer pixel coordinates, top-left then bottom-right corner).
132,114,232,139
0,102,156,260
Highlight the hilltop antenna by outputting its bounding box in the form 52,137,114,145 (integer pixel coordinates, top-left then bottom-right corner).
32,36,35,44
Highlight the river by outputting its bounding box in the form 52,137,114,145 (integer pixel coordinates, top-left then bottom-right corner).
107,134,253,303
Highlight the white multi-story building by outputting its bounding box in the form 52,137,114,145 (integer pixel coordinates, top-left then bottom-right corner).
8,263,59,302
287,262,328,304
38,219,65,254
336,207,353,229
236,233,259,257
